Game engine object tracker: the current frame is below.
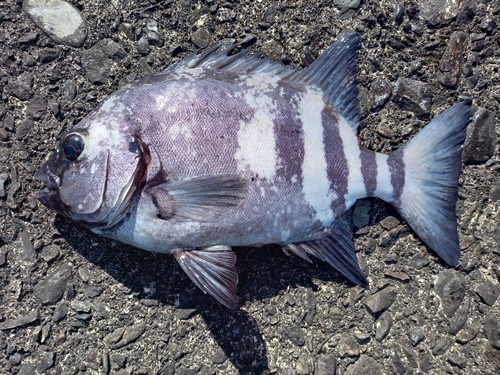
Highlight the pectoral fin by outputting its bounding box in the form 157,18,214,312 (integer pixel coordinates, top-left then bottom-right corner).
149,174,248,221
286,221,368,287
173,245,239,309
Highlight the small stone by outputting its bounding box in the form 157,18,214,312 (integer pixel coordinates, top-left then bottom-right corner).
39,48,61,63
338,335,360,357
37,352,54,373
71,300,91,313
111,353,127,368
480,15,496,34
455,322,479,344
384,271,410,281
100,39,127,60
370,78,392,111
104,322,146,349
0,308,39,330
477,281,499,306
5,72,34,101
402,346,418,368
40,244,60,262
365,286,398,314
345,355,382,375
295,354,310,375
10,353,22,365
26,97,46,119
84,285,102,298
18,363,36,375
146,20,163,47
191,27,211,49
23,0,87,47
64,80,77,102
52,301,68,322
394,3,404,23
409,252,430,269
211,348,227,364
353,330,371,344
434,269,466,318
456,0,476,26
449,298,470,335
315,354,336,375
82,45,112,84
447,351,467,369
16,119,35,140
33,264,72,305
463,108,497,164
392,352,405,375
137,36,150,55
284,326,305,346
392,78,432,117
485,312,500,349
419,0,461,27
375,310,392,341
19,230,36,263
431,337,449,356
409,326,425,346
437,31,468,88
380,216,400,230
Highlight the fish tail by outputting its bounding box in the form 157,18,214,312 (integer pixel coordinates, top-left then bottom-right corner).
376,100,472,266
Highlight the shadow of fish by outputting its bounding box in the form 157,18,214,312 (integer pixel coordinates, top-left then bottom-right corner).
35,33,472,308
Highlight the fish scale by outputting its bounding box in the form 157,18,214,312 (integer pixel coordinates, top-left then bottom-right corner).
35,33,472,309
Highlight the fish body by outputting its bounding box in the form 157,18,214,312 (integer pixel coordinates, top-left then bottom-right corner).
35,33,472,308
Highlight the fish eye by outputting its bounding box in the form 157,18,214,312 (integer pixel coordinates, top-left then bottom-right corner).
62,133,85,161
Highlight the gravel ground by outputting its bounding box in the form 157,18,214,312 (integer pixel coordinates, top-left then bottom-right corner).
1,0,500,374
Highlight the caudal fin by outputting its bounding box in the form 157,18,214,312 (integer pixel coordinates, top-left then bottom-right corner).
391,101,472,266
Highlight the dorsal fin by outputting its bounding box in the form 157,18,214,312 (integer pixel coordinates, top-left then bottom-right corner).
287,32,361,131
164,42,296,79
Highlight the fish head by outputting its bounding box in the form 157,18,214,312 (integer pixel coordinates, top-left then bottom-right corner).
35,112,149,229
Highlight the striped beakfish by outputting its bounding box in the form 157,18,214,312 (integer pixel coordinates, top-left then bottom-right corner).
35,33,472,308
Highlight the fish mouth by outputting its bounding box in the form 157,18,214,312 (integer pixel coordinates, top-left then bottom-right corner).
34,167,70,213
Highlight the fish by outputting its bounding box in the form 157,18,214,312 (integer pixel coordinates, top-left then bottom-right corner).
35,33,472,309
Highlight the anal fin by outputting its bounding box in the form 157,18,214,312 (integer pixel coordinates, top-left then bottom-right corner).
173,245,238,309
288,222,368,287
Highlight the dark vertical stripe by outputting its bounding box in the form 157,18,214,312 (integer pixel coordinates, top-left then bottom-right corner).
387,150,405,206
322,108,348,216
360,149,377,196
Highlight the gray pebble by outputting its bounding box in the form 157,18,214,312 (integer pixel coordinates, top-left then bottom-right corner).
39,48,61,64
18,363,36,375
137,36,151,55
10,353,22,365
480,14,496,34
52,301,68,323
365,286,397,314
431,337,449,356
22,53,37,67
403,346,418,368
449,298,471,335
295,354,310,375
33,263,72,305
103,322,146,349
370,78,392,111
409,252,430,269
284,326,305,346
447,351,467,369
37,351,54,373
160,362,175,375
23,0,87,47
394,3,404,23
392,352,405,374
456,0,476,25
338,335,360,357
345,355,383,375
20,230,36,263
409,326,425,346
6,72,34,101
27,97,46,119
40,244,60,262
84,285,103,298
146,20,163,47
418,0,460,27
463,108,497,164
71,300,91,313
191,27,211,48
111,353,127,368
0,173,7,198
15,119,35,140
82,45,112,84
0,308,39,330
485,312,500,349
0,248,6,266
64,80,77,102
477,280,499,306
100,39,127,60
375,310,392,341
419,355,431,373
437,32,468,88
211,348,227,364
315,354,336,375
392,78,432,117
434,269,466,318
102,352,110,374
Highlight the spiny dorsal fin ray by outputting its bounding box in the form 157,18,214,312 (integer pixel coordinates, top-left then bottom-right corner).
173,246,238,309
287,32,361,131
287,221,368,287
165,42,296,79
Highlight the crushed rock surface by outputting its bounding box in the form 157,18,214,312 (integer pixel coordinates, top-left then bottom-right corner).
1,0,500,374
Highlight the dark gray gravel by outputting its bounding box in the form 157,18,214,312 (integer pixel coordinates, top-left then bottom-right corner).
0,0,499,374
